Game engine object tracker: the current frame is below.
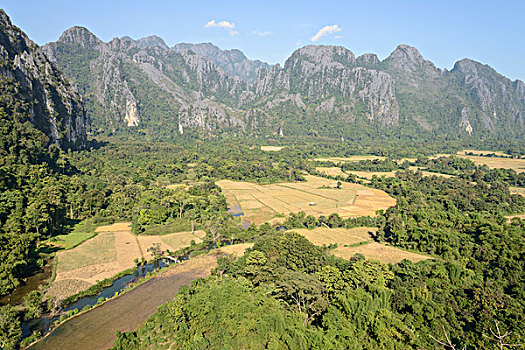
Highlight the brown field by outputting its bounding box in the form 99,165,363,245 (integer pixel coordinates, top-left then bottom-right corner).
261,145,285,152
46,223,206,300
289,227,374,246
316,166,347,177
334,242,431,264
314,155,385,163
510,187,525,196
217,175,396,225
289,227,430,264
218,243,254,257
458,149,511,157
346,170,399,179
456,155,525,173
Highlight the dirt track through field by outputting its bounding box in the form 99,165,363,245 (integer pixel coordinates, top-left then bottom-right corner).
30,254,219,350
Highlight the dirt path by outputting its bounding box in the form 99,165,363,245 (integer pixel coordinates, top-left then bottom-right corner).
30,254,219,350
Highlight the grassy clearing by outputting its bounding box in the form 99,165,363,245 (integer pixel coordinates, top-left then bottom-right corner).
44,220,99,250
289,226,430,264
141,219,195,235
217,175,395,225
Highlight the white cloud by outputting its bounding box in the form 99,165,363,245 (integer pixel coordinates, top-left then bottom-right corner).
310,24,342,42
205,20,235,29
252,30,273,37
229,30,239,36
334,35,343,39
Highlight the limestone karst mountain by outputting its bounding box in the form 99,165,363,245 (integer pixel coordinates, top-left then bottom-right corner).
0,10,87,149
41,24,525,138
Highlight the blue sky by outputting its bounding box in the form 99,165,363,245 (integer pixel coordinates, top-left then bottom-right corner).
2,0,524,80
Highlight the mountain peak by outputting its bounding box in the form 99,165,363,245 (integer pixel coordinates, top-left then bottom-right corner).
58,26,101,47
288,45,356,68
136,35,168,49
384,44,440,76
0,9,11,26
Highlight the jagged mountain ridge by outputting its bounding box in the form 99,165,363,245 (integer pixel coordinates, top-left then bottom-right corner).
42,24,525,138
0,10,87,149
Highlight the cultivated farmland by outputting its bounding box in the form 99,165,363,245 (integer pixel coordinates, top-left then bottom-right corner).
46,223,205,300
289,227,431,264
217,175,396,225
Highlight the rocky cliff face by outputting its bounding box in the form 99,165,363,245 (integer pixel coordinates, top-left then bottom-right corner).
0,10,87,149
44,27,249,132
42,23,525,138
173,42,269,84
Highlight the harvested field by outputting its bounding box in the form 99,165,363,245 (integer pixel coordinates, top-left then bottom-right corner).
314,155,385,163
31,253,220,350
218,243,254,257
217,175,396,225
346,170,399,179
510,187,525,196
316,166,347,177
506,214,525,221
334,242,431,264
47,223,207,300
456,155,525,173
261,145,285,151
458,149,512,157
289,227,430,264
289,227,375,247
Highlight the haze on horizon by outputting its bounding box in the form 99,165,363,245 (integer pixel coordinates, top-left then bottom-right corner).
2,0,524,81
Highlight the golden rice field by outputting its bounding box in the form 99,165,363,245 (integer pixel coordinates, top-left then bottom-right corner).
261,145,285,152
289,226,430,264
46,223,205,300
217,175,396,225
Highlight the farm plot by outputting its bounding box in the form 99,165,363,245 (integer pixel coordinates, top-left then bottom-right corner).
314,155,385,163
261,145,285,152
316,166,348,177
46,223,206,300
217,175,396,225
289,227,374,247
455,154,525,173
288,227,431,264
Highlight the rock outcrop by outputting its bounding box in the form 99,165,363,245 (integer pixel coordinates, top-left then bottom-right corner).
0,10,86,149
